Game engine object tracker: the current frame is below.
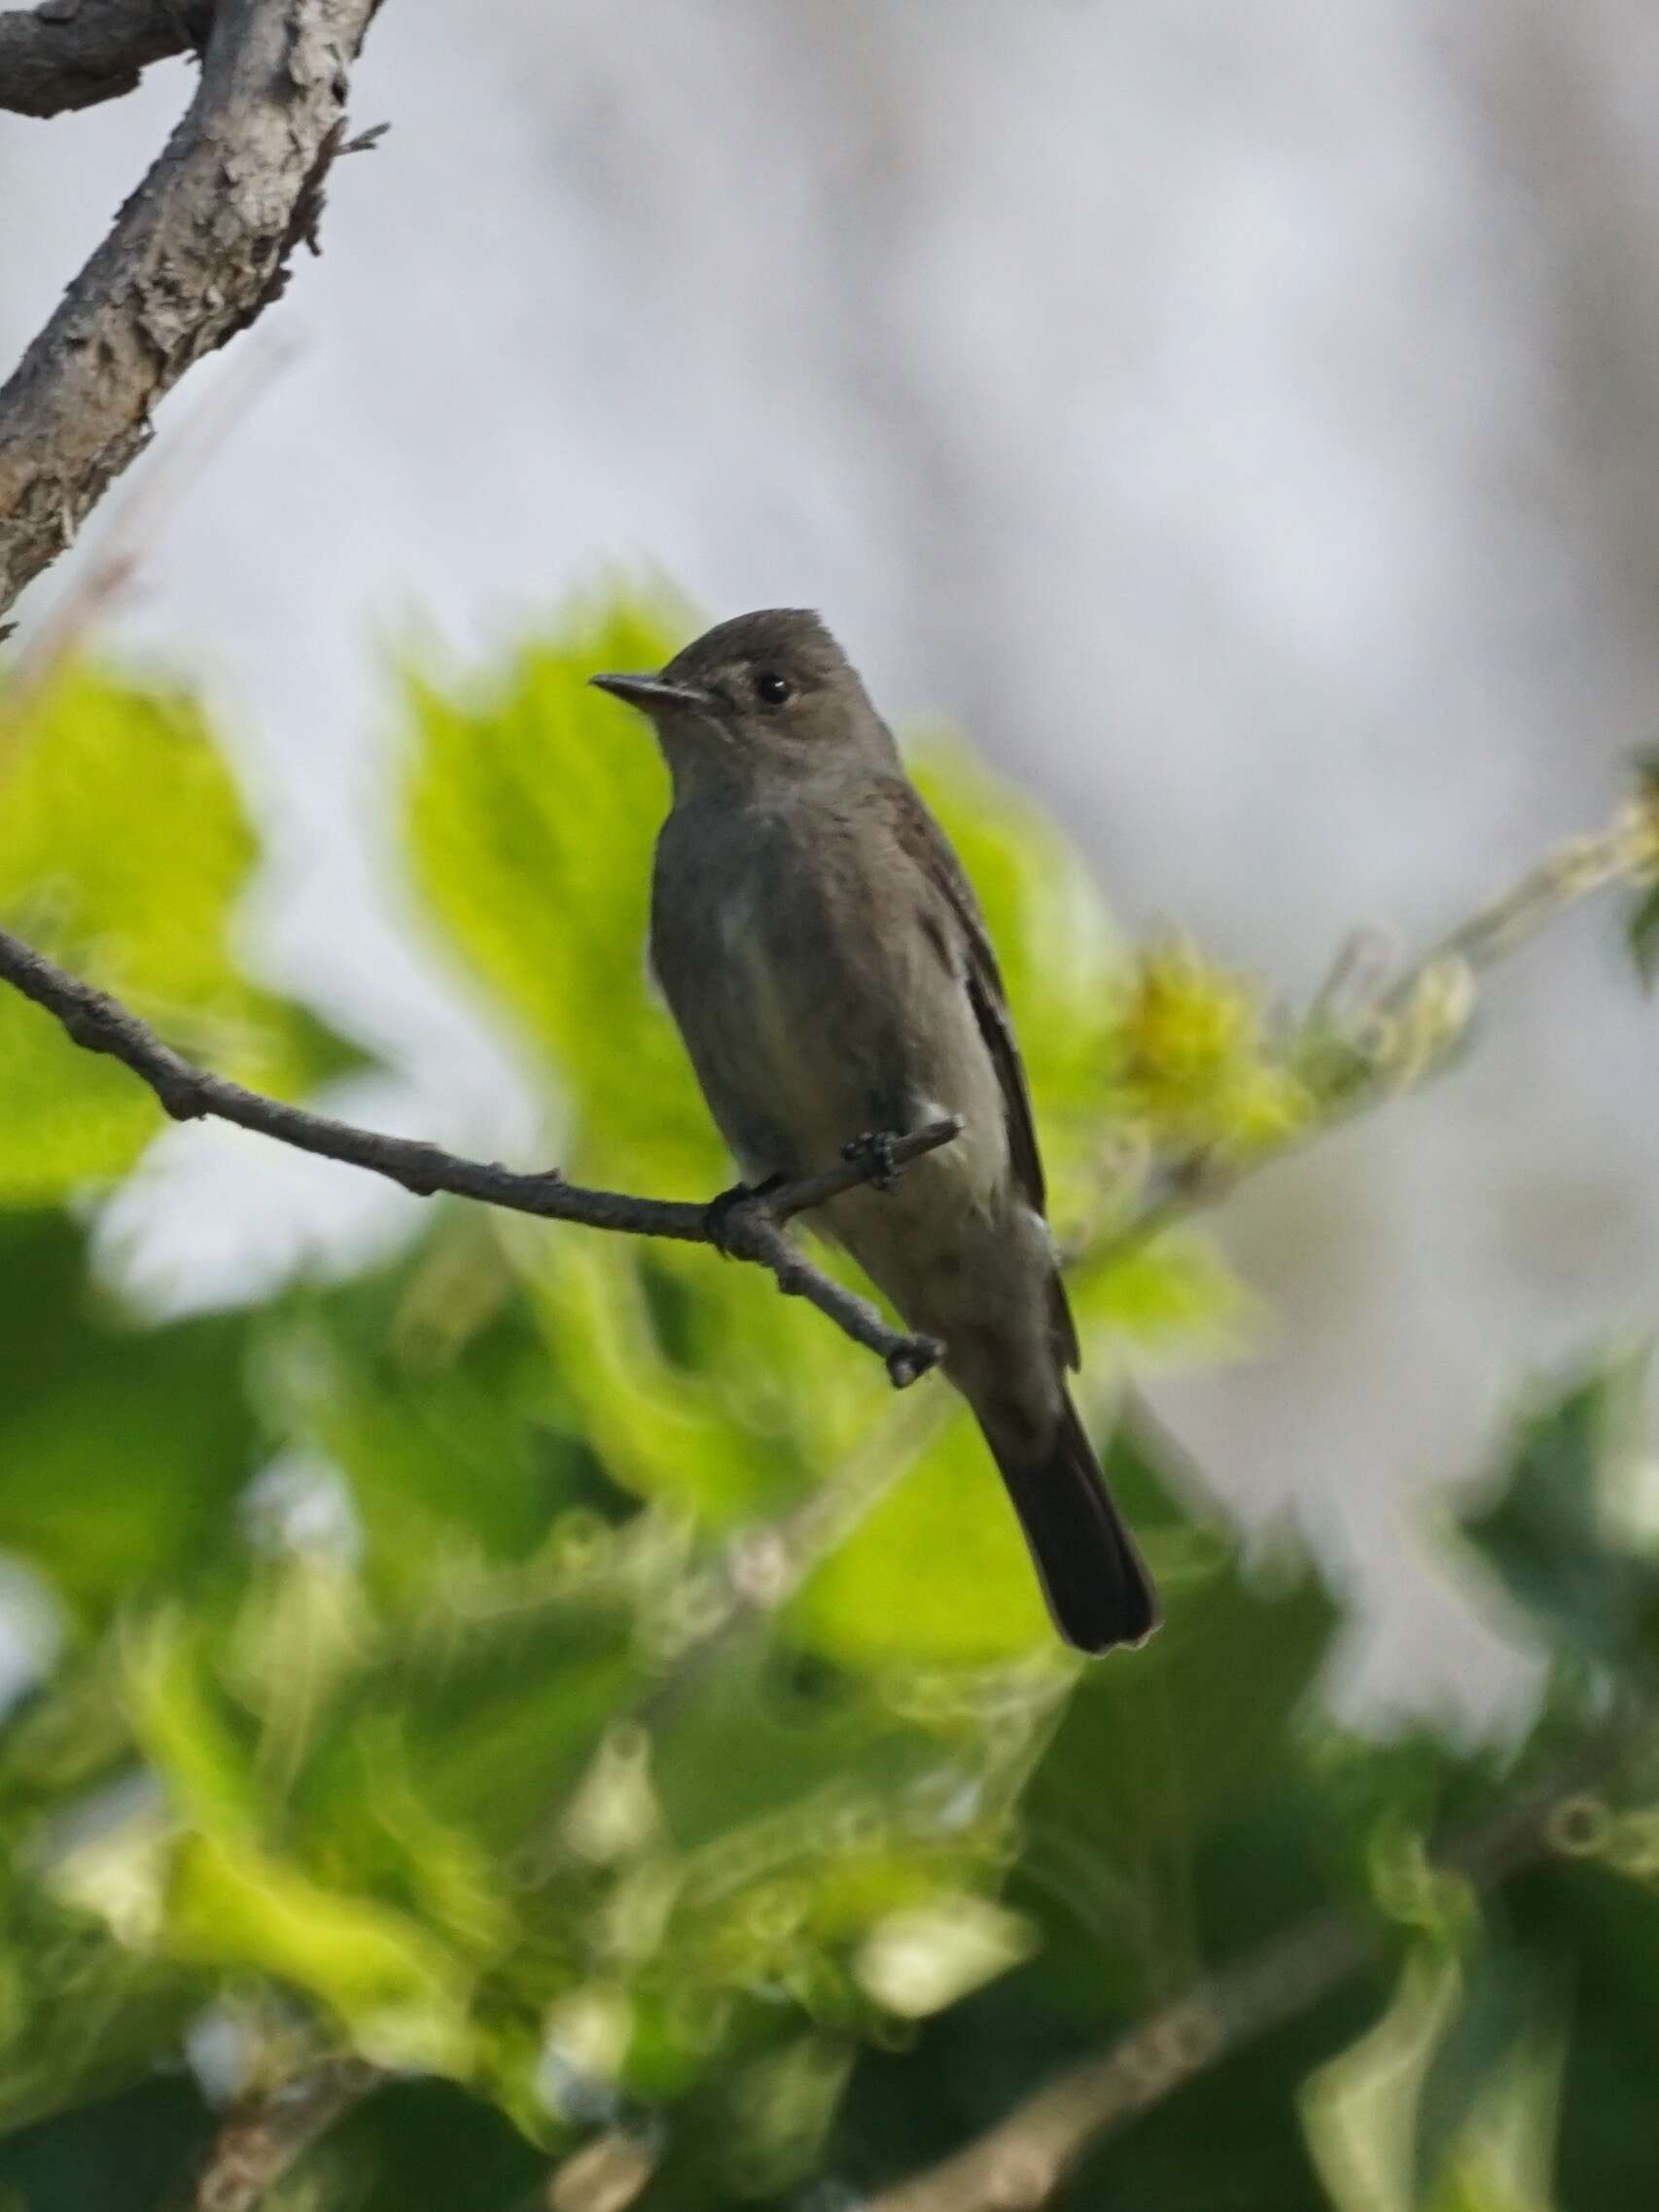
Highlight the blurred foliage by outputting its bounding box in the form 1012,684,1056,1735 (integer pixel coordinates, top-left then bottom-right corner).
0,595,1657,2211
0,671,358,1205
1106,936,1315,1155
1628,757,1659,989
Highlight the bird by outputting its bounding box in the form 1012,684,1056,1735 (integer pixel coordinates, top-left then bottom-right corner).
589,610,1158,1654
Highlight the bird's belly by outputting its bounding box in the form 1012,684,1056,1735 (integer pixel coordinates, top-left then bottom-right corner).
825,1153,1059,1405
689,888,1005,1208
707,923,891,1174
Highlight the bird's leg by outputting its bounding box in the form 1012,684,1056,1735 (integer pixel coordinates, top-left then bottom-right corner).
840,1127,904,1195
705,1172,786,1256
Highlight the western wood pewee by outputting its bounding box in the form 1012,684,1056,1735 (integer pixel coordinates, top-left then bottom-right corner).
591,610,1158,1654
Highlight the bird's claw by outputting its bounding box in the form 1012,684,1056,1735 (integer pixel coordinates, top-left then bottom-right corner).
704,1176,782,1256
842,1127,903,1195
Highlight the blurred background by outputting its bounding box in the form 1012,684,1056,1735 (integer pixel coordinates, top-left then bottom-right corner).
6,5,1659,2204
10,0,1659,1728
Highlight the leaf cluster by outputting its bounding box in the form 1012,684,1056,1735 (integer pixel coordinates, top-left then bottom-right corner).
0,599,1656,2209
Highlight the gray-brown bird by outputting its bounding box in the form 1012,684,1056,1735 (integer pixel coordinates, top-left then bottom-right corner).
591,610,1158,1654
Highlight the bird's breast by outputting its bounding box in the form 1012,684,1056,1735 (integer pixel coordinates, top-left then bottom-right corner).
653,799,1006,1204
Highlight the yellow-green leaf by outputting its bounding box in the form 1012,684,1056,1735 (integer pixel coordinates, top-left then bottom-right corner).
0,668,358,1205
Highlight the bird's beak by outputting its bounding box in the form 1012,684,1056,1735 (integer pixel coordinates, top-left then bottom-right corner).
588,672,710,714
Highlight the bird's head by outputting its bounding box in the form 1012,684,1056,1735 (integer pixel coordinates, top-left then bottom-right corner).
590,609,898,795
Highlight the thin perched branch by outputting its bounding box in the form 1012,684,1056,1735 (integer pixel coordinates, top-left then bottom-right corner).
1087,790,1659,1269
0,0,203,118
0,0,381,619
0,924,962,1383
864,1722,1646,2212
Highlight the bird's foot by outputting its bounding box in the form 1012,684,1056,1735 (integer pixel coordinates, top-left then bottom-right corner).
841,1127,904,1195
704,1174,784,1256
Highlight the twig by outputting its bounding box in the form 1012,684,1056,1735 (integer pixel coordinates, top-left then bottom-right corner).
863,1722,1646,2212
0,924,961,1384
1087,791,1659,1270
0,0,381,618
0,0,203,119
186,2056,377,2212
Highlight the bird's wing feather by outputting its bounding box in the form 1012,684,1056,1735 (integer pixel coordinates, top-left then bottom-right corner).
876,775,1046,1211
876,777,1080,1370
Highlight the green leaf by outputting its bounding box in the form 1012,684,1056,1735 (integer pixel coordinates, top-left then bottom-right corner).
1413,1948,1560,2204
712,2034,855,2196
0,1214,263,1620
649,1626,946,1849
311,2081,546,2212
1457,1354,1659,1679
1066,1227,1251,1357
161,1830,473,2071
378,1606,638,1851
791,1398,1052,1665
1511,1852,1659,2206
1302,1941,1568,2212
523,1236,828,1527
1430,2029,1567,2212
1301,1945,1466,2212
1017,1422,1338,2006
0,667,362,1205
404,599,716,1190
124,1608,265,1842
0,2076,210,2210
0,1895,204,2138
256,1227,578,1598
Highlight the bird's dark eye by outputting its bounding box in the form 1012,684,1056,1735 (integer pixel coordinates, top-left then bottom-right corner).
754,669,793,707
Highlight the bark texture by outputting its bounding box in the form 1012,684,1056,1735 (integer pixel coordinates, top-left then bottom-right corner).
0,0,206,119
0,0,379,618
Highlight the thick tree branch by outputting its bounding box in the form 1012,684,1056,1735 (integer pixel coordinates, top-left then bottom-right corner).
0,0,205,118
0,0,381,618
0,923,961,1383
864,1723,1644,2212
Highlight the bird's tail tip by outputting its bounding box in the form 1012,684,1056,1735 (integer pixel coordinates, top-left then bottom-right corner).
997,1395,1160,1657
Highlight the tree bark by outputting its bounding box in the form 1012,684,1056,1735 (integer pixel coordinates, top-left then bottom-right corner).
0,0,205,120
0,0,381,620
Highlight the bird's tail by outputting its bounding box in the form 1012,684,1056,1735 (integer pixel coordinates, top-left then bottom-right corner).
989,1394,1159,1655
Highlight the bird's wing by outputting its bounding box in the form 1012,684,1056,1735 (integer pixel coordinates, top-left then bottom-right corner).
876,775,1047,1218
877,776,1079,1370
